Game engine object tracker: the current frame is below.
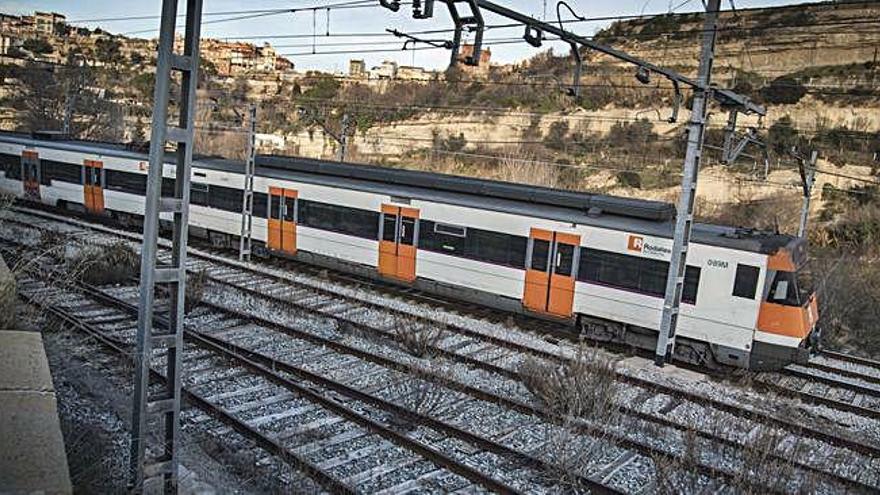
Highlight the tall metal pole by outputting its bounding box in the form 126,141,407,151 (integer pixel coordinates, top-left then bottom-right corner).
239,103,257,261
797,150,818,238
129,0,202,492
654,0,721,367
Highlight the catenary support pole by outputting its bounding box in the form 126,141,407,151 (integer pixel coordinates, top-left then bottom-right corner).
654,0,721,367
239,103,257,261
797,150,818,238
129,0,203,492
338,113,350,162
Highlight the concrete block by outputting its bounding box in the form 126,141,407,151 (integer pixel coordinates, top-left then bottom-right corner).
0,330,72,495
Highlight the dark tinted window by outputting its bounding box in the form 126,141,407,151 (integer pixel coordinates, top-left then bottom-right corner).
268,193,281,219
283,196,296,222
252,192,268,218
190,182,208,206
531,239,550,271
400,217,416,245
0,153,20,180
419,220,465,254
733,264,760,299
683,266,700,304
382,214,397,241
579,248,700,304
298,199,379,240
208,185,242,213
43,160,82,184
555,243,575,276
768,270,800,306
105,169,147,195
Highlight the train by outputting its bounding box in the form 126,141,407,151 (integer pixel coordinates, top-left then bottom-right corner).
0,131,820,370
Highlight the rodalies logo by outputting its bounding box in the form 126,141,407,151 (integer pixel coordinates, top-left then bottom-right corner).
627,235,644,252
627,235,671,257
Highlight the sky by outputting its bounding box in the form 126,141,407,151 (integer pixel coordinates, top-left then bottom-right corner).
2,0,818,72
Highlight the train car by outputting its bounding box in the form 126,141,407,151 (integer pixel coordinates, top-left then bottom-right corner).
0,132,820,370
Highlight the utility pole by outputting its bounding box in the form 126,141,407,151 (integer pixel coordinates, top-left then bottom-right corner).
239,103,257,261
130,0,202,492
654,0,721,367
794,148,818,238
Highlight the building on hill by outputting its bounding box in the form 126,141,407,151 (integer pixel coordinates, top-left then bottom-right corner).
458,44,491,77
33,12,65,35
349,59,366,78
397,65,435,82
370,60,398,80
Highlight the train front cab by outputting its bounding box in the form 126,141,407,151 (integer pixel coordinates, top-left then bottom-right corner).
523,228,580,318
750,246,819,370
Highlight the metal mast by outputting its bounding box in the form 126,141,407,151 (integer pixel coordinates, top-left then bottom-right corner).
239,103,257,261
129,0,203,492
795,149,818,238
654,0,721,366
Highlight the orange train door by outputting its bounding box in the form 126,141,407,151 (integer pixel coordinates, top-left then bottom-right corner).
267,187,297,254
21,150,40,201
378,204,419,282
83,160,105,214
523,228,581,317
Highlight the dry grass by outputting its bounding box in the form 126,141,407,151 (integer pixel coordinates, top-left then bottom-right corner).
539,418,610,492
495,149,560,188
518,343,620,420
67,241,139,285
389,365,447,427
392,316,445,358
185,269,208,314
0,253,15,328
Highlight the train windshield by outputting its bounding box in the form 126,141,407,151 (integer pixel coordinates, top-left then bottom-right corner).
767,264,814,307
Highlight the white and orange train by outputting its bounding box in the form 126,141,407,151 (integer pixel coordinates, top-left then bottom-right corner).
0,132,820,370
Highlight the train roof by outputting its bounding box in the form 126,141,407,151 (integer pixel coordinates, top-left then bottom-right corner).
2,132,804,257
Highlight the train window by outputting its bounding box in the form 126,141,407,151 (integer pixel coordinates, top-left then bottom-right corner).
252,192,268,218
555,243,575,277
382,215,397,242
42,160,81,184
208,185,243,212
283,196,296,222
298,199,380,240
578,248,700,303
732,264,760,299
162,177,176,196
105,169,147,195
434,223,466,237
269,194,281,220
400,217,416,246
683,266,701,304
0,154,19,180
768,271,801,306
190,182,209,206
531,239,550,272
419,220,465,254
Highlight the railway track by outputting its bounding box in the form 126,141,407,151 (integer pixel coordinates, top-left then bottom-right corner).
4,206,880,492
15,272,580,494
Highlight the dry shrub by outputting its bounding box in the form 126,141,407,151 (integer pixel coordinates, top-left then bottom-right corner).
518,343,620,420
185,269,208,314
389,366,447,427
68,241,138,285
392,316,444,358
729,428,812,493
495,149,559,188
812,254,880,358
695,191,801,233
39,229,70,251
539,419,600,492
